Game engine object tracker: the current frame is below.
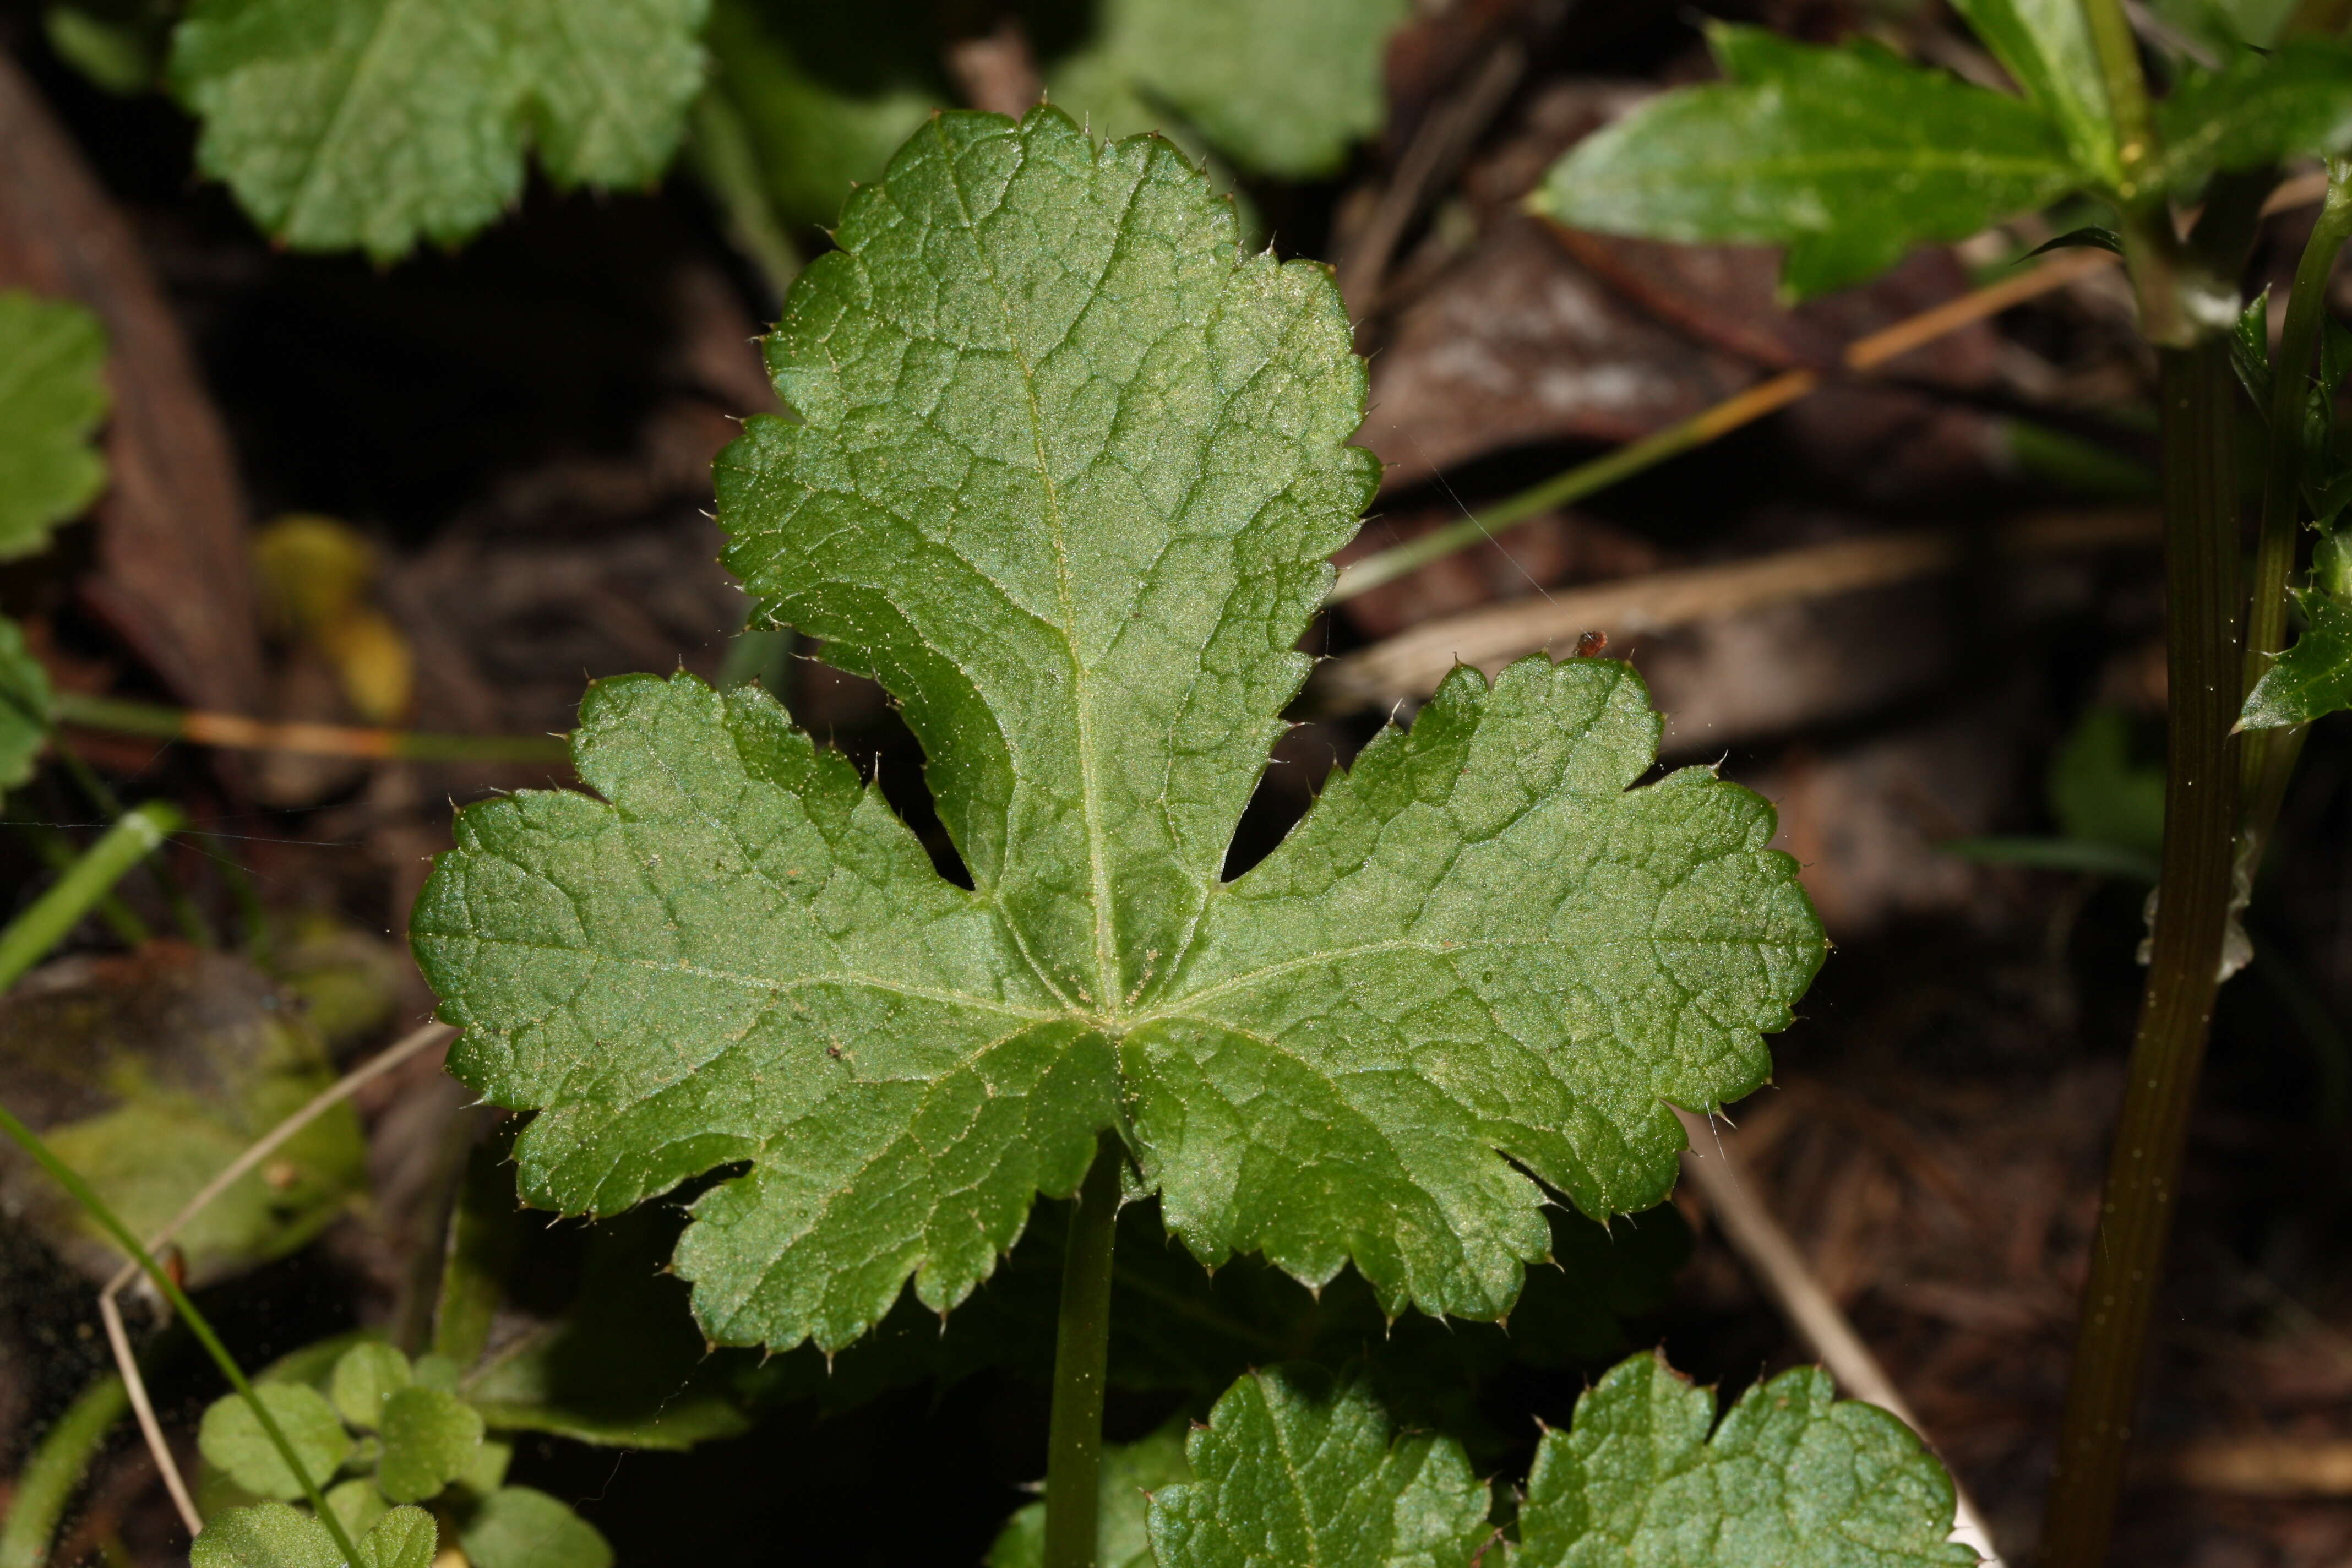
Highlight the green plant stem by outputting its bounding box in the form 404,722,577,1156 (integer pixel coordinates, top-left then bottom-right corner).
1327,372,1814,604
687,89,802,312
0,802,183,991
2242,164,2352,830
50,736,211,951
2077,0,2198,347
0,1370,128,1568
14,821,149,948
2042,339,2243,1568
53,692,569,765
0,1102,360,1564
1043,1134,1124,1568
2079,0,2157,192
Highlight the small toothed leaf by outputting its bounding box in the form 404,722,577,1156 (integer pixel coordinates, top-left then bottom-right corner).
1512,1354,1975,1567
167,0,711,260
1532,24,2077,299
0,291,108,562
2233,290,2274,412
1146,1365,1493,1568
2241,587,2352,729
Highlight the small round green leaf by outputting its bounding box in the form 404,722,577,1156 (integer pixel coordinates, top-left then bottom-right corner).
189,1502,339,1568
359,1506,440,1568
330,1343,413,1430
410,1352,462,1393
460,1486,615,1568
375,1385,486,1504
197,1385,353,1502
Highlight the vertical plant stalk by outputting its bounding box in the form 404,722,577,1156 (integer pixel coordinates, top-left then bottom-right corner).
687,90,803,312
2079,0,2198,349
2042,341,2243,1566
1043,1134,1125,1568
0,1103,362,1564
0,802,183,990
2241,163,2352,847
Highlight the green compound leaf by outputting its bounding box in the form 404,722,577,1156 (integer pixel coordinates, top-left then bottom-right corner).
0,291,108,562
1512,1355,1974,1567
412,107,1822,1355
2240,587,2352,729
330,1342,412,1430
375,1385,486,1504
988,1421,1190,1568
0,615,56,792
195,1503,438,1568
459,1486,616,1568
167,0,711,262
1053,0,1409,179
197,1384,353,1502
2159,40,2352,196
1532,24,2078,300
1948,0,2118,184
1147,1365,1493,1568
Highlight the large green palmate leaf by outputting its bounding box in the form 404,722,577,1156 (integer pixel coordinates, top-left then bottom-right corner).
1533,24,2078,299
168,0,711,260
411,107,1823,1355
1512,1355,1974,1567
0,291,108,562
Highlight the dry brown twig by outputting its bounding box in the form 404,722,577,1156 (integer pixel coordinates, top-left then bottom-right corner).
2150,1436,2352,1496
1313,508,2159,712
96,1019,459,1538
1674,1106,2007,1567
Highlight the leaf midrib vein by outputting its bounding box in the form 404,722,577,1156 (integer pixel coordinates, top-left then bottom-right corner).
285,0,426,234
930,118,1142,1013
